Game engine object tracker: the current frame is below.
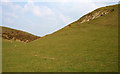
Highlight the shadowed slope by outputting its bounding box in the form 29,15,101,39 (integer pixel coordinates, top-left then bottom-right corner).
1,26,40,43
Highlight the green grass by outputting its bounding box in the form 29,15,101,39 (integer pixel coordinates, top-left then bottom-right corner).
2,4,118,72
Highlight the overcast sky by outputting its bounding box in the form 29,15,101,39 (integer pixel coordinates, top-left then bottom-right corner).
0,0,119,36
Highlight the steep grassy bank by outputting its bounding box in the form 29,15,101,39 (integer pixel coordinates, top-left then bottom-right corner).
2,4,118,72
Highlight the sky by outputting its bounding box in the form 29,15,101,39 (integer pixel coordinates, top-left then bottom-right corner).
0,0,119,36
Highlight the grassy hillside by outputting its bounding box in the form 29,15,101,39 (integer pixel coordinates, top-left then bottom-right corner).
2,4,118,72
1,26,40,43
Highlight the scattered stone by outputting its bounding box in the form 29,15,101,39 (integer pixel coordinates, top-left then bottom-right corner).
34,54,38,56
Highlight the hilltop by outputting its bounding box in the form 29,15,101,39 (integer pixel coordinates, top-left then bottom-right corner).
2,4,119,72
77,5,115,23
42,4,118,38
1,26,40,43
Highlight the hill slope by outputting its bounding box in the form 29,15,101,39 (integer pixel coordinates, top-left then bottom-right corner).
2,4,118,72
1,26,40,42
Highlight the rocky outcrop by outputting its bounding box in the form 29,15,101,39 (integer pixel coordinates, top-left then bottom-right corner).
78,8,114,23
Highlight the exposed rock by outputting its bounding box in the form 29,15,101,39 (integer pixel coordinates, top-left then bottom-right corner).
79,9,114,23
